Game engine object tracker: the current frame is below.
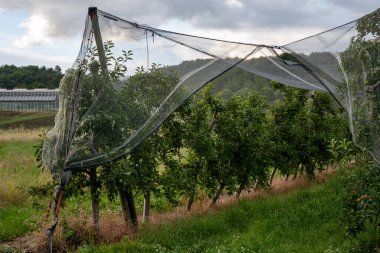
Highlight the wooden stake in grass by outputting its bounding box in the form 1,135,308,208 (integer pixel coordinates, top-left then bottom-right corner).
86,6,109,236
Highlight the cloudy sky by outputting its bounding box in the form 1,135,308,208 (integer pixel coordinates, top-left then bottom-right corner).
0,0,378,70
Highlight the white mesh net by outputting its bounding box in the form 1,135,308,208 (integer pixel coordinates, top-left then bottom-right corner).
42,8,380,178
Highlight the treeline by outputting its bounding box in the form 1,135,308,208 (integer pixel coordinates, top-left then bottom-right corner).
0,65,63,89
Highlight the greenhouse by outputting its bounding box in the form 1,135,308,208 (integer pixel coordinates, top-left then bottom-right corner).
0,88,59,112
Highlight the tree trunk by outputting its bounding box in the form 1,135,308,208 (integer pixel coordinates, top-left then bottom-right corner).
89,168,100,234
126,188,138,227
187,192,195,211
143,191,151,223
236,183,245,199
269,168,277,186
293,165,302,180
252,178,259,191
211,182,225,205
118,186,132,225
208,109,218,131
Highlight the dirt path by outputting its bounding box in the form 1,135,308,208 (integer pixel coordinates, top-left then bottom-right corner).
0,167,336,252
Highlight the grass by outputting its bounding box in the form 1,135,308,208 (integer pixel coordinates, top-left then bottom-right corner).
64,191,173,218
0,127,173,245
0,112,53,207
0,139,51,206
0,128,46,142
0,124,360,251
0,206,37,241
0,111,55,129
0,127,52,242
77,171,353,253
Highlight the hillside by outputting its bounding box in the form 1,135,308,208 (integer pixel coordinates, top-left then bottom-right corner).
168,58,281,102
168,52,340,103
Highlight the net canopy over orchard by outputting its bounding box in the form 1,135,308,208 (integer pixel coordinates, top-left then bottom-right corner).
42,7,380,179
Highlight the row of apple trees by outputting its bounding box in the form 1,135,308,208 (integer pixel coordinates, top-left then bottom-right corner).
49,59,353,235
32,10,377,250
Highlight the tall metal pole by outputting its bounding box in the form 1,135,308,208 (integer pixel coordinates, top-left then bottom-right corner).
88,7,109,76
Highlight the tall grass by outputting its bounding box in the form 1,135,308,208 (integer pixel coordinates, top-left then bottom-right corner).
0,128,46,142
0,130,51,206
0,128,53,242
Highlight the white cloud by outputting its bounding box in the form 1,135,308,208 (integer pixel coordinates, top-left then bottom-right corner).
1,0,378,40
0,32,15,41
13,14,53,48
225,0,243,8
188,25,322,46
0,47,71,63
0,47,73,69
0,0,378,69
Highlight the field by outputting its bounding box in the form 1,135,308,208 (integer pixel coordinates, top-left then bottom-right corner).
0,111,373,253
0,111,54,248
0,111,55,129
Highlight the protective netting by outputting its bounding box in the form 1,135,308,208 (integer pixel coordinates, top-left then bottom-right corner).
42,8,380,178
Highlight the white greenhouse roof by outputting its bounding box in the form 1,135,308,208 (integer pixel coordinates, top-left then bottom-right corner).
0,88,59,92
0,89,59,102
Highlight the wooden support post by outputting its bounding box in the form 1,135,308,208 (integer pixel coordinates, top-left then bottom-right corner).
88,7,109,76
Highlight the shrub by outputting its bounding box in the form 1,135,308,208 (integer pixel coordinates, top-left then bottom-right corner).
342,154,380,252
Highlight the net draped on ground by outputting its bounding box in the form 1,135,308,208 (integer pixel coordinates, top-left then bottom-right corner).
42,8,380,178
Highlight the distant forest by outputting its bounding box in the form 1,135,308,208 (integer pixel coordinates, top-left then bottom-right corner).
0,65,63,89
1,52,336,103
1,62,280,102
